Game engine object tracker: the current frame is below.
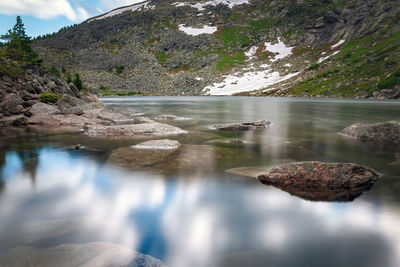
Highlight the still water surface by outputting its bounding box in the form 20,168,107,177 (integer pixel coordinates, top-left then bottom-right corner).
1,97,400,267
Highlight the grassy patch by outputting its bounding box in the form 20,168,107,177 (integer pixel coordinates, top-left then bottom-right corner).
216,51,245,70
291,31,400,97
155,51,169,66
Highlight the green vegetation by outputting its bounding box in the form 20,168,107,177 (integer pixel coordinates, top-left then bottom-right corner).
155,51,169,65
39,93,60,104
377,67,400,89
216,51,245,70
62,66,67,73
0,16,41,65
49,66,60,77
73,73,83,90
216,27,250,48
292,31,400,97
98,90,140,96
308,63,320,71
116,65,125,74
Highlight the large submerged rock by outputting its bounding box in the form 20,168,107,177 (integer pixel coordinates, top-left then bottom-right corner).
343,121,400,144
257,161,380,201
214,120,271,131
107,139,181,168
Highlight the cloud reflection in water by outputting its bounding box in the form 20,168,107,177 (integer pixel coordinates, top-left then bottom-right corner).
0,147,399,267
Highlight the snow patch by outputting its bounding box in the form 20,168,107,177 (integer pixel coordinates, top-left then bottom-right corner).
245,46,258,59
284,63,292,67
264,38,294,62
318,50,341,63
331,39,345,49
92,1,152,20
178,24,218,36
203,65,300,95
196,77,204,81
173,0,250,11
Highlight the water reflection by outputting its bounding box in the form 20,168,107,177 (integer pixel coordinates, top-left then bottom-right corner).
0,97,400,267
0,147,399,267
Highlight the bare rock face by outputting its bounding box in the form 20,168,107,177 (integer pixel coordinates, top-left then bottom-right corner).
258,161,380,201
343,121,400,144
107,139,180,168
214,120,271,131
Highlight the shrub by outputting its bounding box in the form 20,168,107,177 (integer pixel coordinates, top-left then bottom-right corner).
116,65,125,74
73,73,83,90
49,66,60,77
62,66,66,73
308,63,320,71
377,67,400,89
39,93,60,104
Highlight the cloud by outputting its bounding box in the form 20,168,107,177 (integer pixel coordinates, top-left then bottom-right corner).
100,0,145,10
0,0,90,21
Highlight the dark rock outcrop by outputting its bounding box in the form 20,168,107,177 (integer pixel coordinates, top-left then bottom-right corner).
214,120,271,131
343,121,400,144
257,161,380,201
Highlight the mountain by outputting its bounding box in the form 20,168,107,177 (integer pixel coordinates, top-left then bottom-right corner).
32,0,400,97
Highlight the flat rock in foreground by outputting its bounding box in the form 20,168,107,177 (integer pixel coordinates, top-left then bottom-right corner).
258,161,380,202
343,121,400,144
214,120,271,131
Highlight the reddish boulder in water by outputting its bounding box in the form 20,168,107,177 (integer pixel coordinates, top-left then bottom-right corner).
257,161,380,201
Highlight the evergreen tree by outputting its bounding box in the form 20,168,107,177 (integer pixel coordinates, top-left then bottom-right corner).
73,73,83,90
0,16,38,63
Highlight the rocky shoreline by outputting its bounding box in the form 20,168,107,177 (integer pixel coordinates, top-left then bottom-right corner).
0,60,188,139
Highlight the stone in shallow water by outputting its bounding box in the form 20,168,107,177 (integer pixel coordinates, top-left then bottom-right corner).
343,121,400,144
0,242,165,267
214,120,271,131
134,139,181,149
84,122,187,139
257,161,381,202
107,139,180,168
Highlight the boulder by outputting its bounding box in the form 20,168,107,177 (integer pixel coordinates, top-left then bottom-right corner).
107,139,180,168
85,121,187,139
258,161,380,201
343,121,400,144
215,120,271,131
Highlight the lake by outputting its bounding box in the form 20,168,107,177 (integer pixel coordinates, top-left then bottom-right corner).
1,96,400,267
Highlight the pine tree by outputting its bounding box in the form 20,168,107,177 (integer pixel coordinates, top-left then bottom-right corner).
0,16,37,62
73,73,83,90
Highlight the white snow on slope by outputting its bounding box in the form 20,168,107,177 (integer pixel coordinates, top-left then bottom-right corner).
203,67,300,95
178,24,218,36
93,1,151,20
331,39,345,49
318,50,341,63
264,37,294,62
173,0,250,11
245,46,258,59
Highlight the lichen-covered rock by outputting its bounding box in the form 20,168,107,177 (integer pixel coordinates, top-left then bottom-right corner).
215,120,271,131
343,121,400,144
258,161,380,201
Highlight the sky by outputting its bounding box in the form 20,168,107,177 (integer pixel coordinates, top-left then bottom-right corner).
0,0,144,38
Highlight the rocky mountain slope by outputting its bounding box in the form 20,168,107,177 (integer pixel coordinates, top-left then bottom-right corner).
32,0,400,97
